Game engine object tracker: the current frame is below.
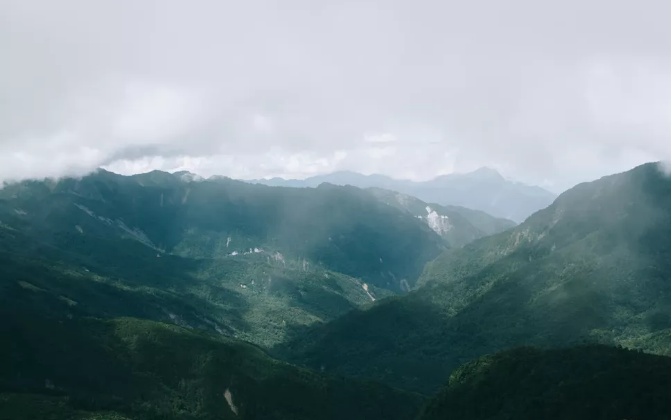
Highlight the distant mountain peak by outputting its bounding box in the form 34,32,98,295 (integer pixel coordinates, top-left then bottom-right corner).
465,167,505,181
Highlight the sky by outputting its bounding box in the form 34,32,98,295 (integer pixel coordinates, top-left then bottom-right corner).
3,0,671,193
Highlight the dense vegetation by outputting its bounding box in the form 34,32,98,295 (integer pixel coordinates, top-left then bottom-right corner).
0,170,448,351
0,169,443,419
3,163,671,418
0,308,423,420
1,170,445,292
418,345,671,420
277,162,671,393
0,239,392,349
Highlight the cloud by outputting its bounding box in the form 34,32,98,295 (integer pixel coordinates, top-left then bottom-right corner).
251,115,275,134
659,161,671,177
112,83,207,145
364,133,397,144
2,0,671,191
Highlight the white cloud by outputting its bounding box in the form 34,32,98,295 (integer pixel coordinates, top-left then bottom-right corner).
251,114,275,134
113,82,207,144
3,0,671,191
364,133,397,143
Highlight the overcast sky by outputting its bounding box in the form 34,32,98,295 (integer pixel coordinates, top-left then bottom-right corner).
3,0,671,192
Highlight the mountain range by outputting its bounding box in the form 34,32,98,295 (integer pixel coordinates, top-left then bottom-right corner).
276,162,671,393
2,162,671,419
248,167,557,223
0,169,452,350
0,170,439,419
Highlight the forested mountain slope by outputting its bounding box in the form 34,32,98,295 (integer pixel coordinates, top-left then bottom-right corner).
1,170,444,292
277,162,671,393
0,169,443,419
0,308,423,420
417,345,671,420
0,170,448,350
368,188,516,248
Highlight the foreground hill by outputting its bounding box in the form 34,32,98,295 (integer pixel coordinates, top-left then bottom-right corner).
418,345,671,420
276,162,671,393
249,168,555,222
0,309,423,420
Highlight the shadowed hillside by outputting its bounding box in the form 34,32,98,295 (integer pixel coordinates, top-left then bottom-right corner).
418,345,671,420
0,308,423,420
